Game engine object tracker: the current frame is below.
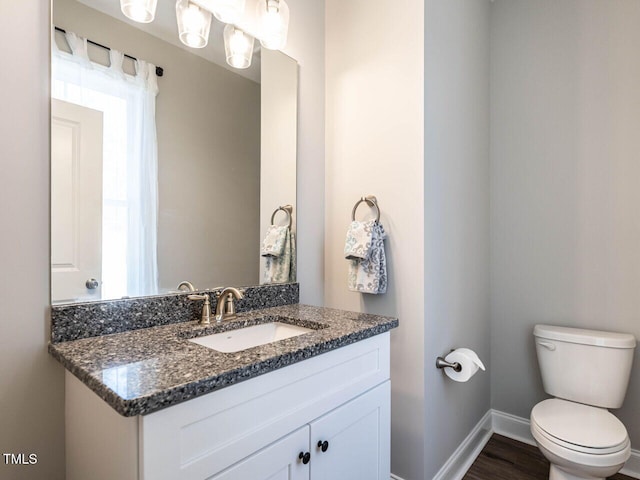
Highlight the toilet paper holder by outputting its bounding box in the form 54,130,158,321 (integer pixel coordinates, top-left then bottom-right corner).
435,356,462,372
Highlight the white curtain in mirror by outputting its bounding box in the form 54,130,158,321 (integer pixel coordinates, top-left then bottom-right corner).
52,31,159,298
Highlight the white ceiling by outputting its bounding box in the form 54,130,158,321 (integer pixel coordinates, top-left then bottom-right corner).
77,0,261,82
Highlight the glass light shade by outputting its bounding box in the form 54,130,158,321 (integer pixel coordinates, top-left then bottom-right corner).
176,0,213,49
120,0,158,23
257,0,289,50
210,0,246,24
223,25,254,69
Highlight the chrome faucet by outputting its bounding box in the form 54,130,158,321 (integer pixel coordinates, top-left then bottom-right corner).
215,287,245,322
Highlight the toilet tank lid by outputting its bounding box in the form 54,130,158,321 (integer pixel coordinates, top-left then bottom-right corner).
534,325,636,349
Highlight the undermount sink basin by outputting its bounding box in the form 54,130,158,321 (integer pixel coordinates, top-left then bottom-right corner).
189,322,314,353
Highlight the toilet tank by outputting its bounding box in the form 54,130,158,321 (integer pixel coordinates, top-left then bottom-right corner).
534,325,636,409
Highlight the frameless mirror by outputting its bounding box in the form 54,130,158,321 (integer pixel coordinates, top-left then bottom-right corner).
50,0,297,304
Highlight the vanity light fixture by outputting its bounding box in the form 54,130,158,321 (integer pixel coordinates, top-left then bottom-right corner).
256,0,289,50
223,25,254,69
176,0,213,49
120,0,158,23
209,0,246,24
120,0,282,70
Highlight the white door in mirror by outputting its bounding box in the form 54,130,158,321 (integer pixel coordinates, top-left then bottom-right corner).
51,100,103,303
189,322,313,353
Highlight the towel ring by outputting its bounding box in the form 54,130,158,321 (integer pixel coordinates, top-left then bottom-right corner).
271,204,293,228
352,195,380,222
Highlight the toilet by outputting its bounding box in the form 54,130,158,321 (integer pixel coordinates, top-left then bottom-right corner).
531,325,636,480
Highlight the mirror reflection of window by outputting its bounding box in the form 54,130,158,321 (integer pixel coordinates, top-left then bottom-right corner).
52,30,159,302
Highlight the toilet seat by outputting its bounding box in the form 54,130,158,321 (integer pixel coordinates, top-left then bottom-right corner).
531,399,629,455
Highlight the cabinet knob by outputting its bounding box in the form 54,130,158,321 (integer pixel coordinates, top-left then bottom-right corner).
317,440,329,452
298,451,310,464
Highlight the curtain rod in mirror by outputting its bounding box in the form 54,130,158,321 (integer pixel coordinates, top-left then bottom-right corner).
54,26,164,77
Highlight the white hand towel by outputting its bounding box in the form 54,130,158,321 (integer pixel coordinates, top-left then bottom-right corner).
344,220,375,260
261,225,288,257
347,222,387,294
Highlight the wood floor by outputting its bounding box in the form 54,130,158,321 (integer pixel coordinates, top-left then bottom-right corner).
463,434,633,480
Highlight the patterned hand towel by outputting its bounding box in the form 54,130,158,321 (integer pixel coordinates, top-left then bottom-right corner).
347,222,387,294
344,220,375,260
264,229,297,284
261,225,289,257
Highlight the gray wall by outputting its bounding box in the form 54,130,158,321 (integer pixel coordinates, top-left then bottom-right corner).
425,0,491,477
325,0,491,478
54,0,261,292
0,2,65,479
490,0,640,446
324,0,425,476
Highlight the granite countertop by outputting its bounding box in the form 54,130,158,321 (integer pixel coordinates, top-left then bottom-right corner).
49,304,398,417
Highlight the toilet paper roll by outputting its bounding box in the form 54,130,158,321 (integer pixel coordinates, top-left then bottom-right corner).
443,348,486,382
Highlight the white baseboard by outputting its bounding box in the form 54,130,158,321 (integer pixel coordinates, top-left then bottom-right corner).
389,410,493,480
431,410,494,480
391,409,640,480
621,452,640,479
491,409,536,446
491,409,640,480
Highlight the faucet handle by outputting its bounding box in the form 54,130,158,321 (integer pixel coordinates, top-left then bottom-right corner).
187,294,212,325
188,294,207,301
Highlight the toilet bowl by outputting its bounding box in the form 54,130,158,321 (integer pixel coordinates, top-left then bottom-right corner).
531,325,636,480
531,399,630,480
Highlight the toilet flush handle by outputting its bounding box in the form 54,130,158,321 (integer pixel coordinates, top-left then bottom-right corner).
537,341,556,351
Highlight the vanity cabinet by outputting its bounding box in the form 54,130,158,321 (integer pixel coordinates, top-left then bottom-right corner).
210,382,389,480
65,333,391,480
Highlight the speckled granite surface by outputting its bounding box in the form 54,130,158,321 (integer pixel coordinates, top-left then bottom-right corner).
49,304,398,416
51,283,299,343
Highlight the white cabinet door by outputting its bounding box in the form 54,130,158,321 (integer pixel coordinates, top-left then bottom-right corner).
309,381,390,480
209,426,310,480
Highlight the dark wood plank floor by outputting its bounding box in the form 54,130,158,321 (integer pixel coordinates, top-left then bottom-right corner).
463,434,633,480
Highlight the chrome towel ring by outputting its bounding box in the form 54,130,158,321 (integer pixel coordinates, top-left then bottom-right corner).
352,195,380,222
271,204,293,228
